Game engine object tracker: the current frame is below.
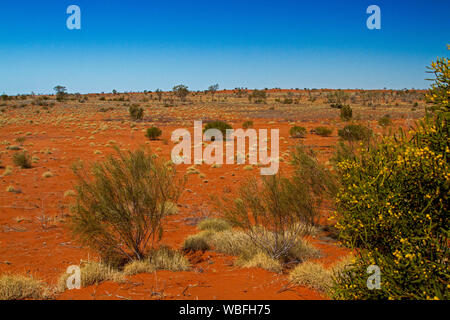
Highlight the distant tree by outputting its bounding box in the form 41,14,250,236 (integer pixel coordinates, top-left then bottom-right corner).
54,85,67,102
173,85,189,102
112,89,117,94
208,84,219,96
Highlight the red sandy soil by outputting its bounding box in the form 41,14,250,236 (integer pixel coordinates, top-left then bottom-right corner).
0,93,423,300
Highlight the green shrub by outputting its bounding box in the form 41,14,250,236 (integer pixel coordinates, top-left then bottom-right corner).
338,124,372,142
217,148,334,261
13,151,32,169
203,121,232,140
340,105,353,121
242,121,254,129
331,115,449,300
129,104,144,120
289,126,307,138
314,126,333,137
70,147,184,263
145,127,162,140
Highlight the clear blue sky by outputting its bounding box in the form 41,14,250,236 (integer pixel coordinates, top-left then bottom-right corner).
0,0,449,94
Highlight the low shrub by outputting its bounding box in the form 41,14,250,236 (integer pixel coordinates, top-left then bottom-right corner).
242,121,254,129
69,147,184,263
314,126,333,137
338,124,372,142
145,127,162,140
13,151,32,168
331,115,449,299
289,126,307,138
129,104,144,120
340,105,353,121
203,121,233,140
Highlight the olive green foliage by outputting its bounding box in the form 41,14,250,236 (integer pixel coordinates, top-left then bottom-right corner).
173,84,189,101
70,147,184,264
314,126,333,137
13,151,32,169
338,124,372,142
340,105,353,121
129,104,144,120
203,121,233,140
289,126,307,138
242,121,254,129
145,126,162,140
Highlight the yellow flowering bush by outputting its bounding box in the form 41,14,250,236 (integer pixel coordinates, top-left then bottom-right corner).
331,116,449,299
331,51,449,299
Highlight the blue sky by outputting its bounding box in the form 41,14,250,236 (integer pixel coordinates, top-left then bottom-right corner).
0,0,449,94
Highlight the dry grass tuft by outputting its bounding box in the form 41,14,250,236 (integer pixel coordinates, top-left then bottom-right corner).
197,218,231,232
182,231,213,251
123,260,155,276
0,275,46,300
124,246,189,275
236,252,282,273
289,254,355,293
289,262,331,292
58,261,124,291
